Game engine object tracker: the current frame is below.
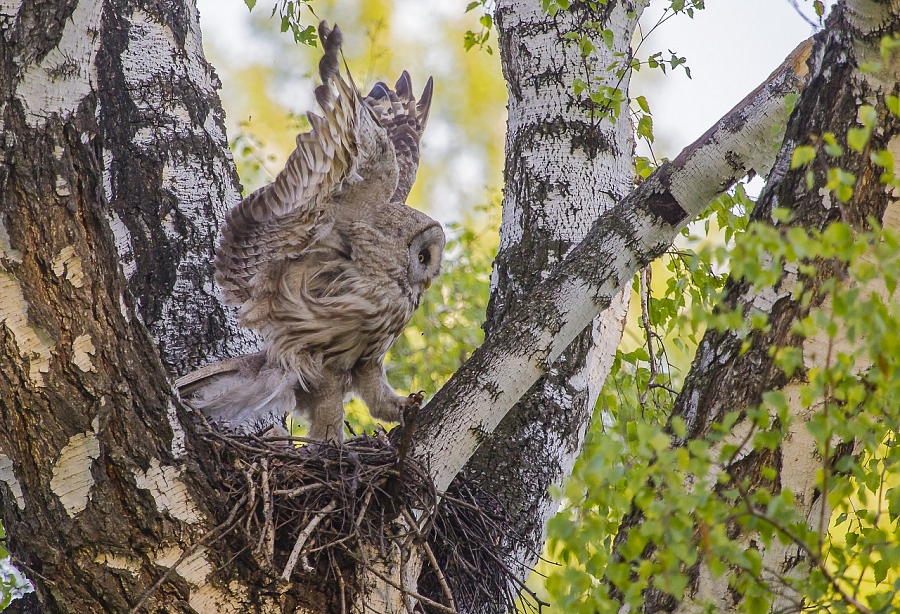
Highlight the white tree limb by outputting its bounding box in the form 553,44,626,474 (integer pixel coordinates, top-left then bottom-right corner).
415,39,813,492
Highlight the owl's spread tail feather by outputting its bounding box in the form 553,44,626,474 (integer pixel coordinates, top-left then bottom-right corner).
182,353,297,435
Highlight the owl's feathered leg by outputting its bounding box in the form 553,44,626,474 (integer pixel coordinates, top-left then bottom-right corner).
351,359,417,423
298,369,349,442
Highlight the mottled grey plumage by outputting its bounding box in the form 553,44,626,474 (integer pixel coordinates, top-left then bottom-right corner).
181,22,444,440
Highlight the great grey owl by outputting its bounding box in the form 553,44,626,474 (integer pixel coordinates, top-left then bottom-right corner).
177,22,445,441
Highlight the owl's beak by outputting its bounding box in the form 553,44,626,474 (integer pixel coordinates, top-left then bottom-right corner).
425,280,432,290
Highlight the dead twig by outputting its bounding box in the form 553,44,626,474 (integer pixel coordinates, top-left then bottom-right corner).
401,508,456,611
282,500,338,580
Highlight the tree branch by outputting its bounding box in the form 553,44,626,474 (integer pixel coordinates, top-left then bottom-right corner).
414,38,813,491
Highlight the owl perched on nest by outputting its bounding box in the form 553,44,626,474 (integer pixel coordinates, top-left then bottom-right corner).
178,22,444,441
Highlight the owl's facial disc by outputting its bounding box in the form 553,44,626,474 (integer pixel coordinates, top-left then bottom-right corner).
407,224,446,295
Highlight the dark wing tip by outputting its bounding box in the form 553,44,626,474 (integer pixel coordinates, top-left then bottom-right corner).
366,81,391,101
395,70,412,99
416,76,434,130
317,21,342,85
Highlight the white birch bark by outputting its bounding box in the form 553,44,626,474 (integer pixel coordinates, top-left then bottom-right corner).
414,38,812,493
0,1,260,611
457,0,642,580
95,2,259,375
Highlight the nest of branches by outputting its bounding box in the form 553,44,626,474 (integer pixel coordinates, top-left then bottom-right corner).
198,420,546,613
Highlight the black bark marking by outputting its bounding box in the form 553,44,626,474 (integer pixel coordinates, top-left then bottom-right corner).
646,190,687,226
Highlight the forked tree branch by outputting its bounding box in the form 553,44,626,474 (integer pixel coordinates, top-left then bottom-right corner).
413,39,814,492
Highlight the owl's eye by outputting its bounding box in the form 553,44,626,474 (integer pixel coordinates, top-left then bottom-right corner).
418,250,429,265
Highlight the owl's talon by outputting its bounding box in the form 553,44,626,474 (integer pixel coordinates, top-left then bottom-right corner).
407,390,425,407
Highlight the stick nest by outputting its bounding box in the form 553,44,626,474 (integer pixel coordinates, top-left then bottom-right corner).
200,423,546,613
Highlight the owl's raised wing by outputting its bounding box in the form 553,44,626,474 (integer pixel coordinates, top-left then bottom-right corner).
215,22,431,323
364,72,433,204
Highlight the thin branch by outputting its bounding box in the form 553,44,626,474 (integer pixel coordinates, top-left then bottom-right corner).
639,266,658,405
401,508,457,611
356,562,461,614
787,0,822,30
273,483,322,497
335,563,347,614
735,486,872,614
281,500,338,580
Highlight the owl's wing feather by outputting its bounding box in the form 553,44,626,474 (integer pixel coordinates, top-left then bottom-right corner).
215,22,392,320
364,72,434,204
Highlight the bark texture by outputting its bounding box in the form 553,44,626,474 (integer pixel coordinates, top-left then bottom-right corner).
413,24,808,491
93,1,258,377
611,1,900,611
0,2,277,612
0,0,863,612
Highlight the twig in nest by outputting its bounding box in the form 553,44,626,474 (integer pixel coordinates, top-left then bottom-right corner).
242,463,257,537
401,508,456,611
282,499,338,580
354,560,460,614
355,486,373,528
255,457,275,567
273,483,322,497
335,561,347,614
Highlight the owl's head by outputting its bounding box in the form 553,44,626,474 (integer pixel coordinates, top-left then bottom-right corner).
407,223,445,299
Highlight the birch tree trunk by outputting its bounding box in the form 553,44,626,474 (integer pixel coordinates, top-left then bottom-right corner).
0,2,265,612
458,0,640,583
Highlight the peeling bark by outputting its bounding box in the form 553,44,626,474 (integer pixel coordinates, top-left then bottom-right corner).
0,2,272,612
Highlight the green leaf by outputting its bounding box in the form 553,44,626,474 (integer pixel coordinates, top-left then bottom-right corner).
784,92,800,115
886,95,900,117
872,149,895,173
601,28,614,50
791,145,816,169
847,127,871,152
244,0,257,9
636,95,650,114
823,132,844,157
637,115,653,143
858,104,878,128
874,559,890,585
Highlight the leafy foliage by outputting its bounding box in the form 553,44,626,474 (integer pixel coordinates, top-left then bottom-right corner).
0,524,32,610
245,0,319,45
